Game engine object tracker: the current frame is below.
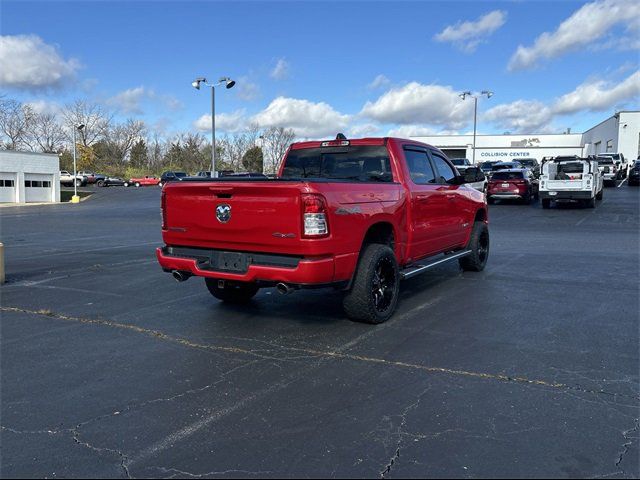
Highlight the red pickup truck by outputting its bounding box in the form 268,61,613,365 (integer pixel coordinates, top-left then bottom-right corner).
157,136,489,324
126,176,161,187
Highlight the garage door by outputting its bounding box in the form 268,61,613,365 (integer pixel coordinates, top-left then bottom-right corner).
25,173,53,203
0,172,17,203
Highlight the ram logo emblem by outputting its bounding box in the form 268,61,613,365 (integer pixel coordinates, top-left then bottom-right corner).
216,204,231,223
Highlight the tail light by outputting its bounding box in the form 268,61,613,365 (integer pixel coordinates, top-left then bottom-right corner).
301,194,329,237
161,189,167,229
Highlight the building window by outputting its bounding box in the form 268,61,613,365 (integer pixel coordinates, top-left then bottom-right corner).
43,181,51,188
25,180,31,187
25,180,48,188
606,140,613,152
0,179,15,187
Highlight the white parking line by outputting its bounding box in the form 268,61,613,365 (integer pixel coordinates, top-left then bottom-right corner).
617,178,627,188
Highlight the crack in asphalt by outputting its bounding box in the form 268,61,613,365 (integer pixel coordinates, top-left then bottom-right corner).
155,466,273,478
615,418,640,474
2,306,638,403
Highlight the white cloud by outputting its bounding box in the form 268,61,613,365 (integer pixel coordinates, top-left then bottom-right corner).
270,58,290,80
553,70,640,114
360,82,473,129
193,109,247,134
483,70,640,132
251,97,349,138
0,34,81,89
434,10,507,53
236,77,260,101
483,100,555,133
387,125,459,138
367,74,391,90
25,100,63,116
107,86,147,114
107,87,183,115
508,0,640,71
348,123,382,137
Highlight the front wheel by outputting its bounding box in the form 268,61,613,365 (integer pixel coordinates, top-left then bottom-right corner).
135,182,141,188
459,221,490,272
75,179,82,187
542,199,551,209
205,278,259,304
123,182,129,187
96,180,104,187
343,244,400,324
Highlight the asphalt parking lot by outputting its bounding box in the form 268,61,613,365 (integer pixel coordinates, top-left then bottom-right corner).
1,184,638,478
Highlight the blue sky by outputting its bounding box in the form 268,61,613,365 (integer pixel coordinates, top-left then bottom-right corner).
1,0,638,139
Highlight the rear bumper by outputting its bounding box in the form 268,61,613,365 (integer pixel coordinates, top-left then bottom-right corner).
488,193,522,200
156,246,355,285
539,190,593,200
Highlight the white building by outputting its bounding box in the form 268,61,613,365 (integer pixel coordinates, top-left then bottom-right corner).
0,150,61,203
413,111,640,164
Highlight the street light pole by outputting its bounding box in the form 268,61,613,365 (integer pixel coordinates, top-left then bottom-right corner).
460,90,493,164
192,76,235,178
72,124,84,203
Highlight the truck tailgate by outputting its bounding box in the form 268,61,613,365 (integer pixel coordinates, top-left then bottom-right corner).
163,181,308,253
545,179,587,191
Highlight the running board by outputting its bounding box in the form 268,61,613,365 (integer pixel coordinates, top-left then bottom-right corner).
400,250,472,280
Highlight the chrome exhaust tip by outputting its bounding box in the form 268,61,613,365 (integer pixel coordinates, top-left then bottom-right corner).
172,270,191,282
275,283,294,295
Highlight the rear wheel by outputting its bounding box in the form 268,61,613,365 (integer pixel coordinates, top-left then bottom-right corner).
343,244,399,324
542,199,551,209
586,196,596,208
205,278,259,304
96,179,104,187
596,188,603,200
75,179,82,187
459,221,489,272
123,182,129,187
135,182,141,188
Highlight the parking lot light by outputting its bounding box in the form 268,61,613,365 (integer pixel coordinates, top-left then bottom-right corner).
72,124,85,204
460,91,493,164
192,76,236,177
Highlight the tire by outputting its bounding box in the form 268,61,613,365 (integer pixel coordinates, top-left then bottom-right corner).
342,244,400,324
135,182,141,188
586,196,596,208
459,221,490,272
542,199,551,209
487,197,495,205
205,278,259,304
123,182,129,187
596,188,603,200
523,192,532,204
75,179,82,187
158,182,163,187
96,180,104,187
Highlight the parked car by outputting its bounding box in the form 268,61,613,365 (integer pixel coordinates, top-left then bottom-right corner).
196,171,212,178
516,158,540,177
157,135,489,324
78,171,107,185
101,176,127,187
222,172,268,178
451,158,472,173
628,160,640,186
597,153,627,178
595,156,620,185
461,167,487,193
539,157,603,208
487,169,538,204
491,161,524,173
479,161,495,176
128,176,161,187
59,171,87,187
159,171,188,186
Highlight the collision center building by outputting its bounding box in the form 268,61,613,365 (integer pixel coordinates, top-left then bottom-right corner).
0,150,61,204
413,111,640,164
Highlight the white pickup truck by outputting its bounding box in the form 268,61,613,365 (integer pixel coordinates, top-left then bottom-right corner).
539,156,603,209
59,171,87,187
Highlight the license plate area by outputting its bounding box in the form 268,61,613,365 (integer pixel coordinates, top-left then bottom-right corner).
501,183,510,188
210,251,249,273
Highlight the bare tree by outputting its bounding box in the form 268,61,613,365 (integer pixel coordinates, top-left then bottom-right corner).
0,99,35,150
101,119,146,166
261,126,296,174
62,100,112,147
28,112,66,153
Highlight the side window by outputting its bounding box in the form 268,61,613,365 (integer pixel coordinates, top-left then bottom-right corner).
430,152,457,184
404,149,436,185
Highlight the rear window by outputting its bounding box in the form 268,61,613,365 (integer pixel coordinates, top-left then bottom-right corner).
519,159,537,167
174,172,188,178
492,171,523,180
596,158,614,165
558,162,585,173
451,159,467,166
281,146,392,182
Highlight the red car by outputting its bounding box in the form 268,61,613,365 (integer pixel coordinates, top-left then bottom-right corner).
127,176,161,187
487,169,539,204
157,136,489,324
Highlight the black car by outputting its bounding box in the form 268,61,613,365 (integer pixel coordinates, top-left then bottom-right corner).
160,171,188,185
516,158,540,177
101,176,127,187
629,160,640,186
479,161,494,175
